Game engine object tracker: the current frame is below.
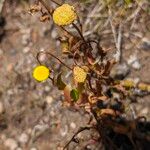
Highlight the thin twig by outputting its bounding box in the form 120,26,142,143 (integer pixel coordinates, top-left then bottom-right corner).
108,9,117,47
108,9,122,62
126,3,143,22
63,126,92,150
36,51,72,70
38,0,53,15
116,23,123,62
77,16,83,33
50,0,61,6
60,26,74,37
72,23,86,43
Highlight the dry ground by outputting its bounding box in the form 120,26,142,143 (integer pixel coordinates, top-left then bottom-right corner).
0,0,149,150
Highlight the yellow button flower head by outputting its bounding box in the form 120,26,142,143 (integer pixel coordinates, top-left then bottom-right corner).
73,66,87,83
33,65,50,81
53,4,77,26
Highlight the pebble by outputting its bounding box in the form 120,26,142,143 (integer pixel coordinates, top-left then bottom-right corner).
70,122,76,129
133,77,140,85
60,125,68,137
44,86,51,92
38,51,47,62
30,148,37,150
140,41,150,50
86,145,92,150
4,138,18,150
139,107,149,116
46,96,53,105
51,30,57,39
31,124,49,139
26,128,32,135
127,54,141,70
49,110,55,117
0,134,6,141
18,133,29,144
7,89,14,95
21,29,31,46
23,47,30,53
57,147,63,150
131,61,141,70
0,101,4,114
41,26,47,37
110,63,130,80
127,55,136,65
140,37,150,51
42,116,49,123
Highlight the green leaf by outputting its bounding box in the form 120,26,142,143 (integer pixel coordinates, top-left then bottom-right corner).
70,89,79,102
56,73,66,90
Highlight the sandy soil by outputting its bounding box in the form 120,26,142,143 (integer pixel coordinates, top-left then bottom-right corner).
0,0,149,150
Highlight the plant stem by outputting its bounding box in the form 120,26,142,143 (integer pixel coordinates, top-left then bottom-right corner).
72,23,86,43
38,0,53,15
63,127,92,150
37,51,72,70
50,0,61,6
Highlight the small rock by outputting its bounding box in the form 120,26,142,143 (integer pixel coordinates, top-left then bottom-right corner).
30,148,37,150
140,41,150,50
46,96,53,105
110,63,130,80
49,110,55,117
23,47,30,53
0,134,6,141
140,107,149,115
18,133,29,144
42,116,49,123
7,89,14,95
133,77,140,85
21,29,31,46
51,30,57,39
86,145,92,150
57,147,63,150
70,122,76,129
127,54,141,70
38,51,47,62
31,124,49,140
26,128,32,135
140,37,150,51
4,138,18,150
0,101,4,114
44,86,51,92
132,61,141,69
60,125,68,137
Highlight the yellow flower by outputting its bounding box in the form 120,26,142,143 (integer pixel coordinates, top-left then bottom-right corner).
33,65,50,81
53,4,77,26
73,66,87,83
